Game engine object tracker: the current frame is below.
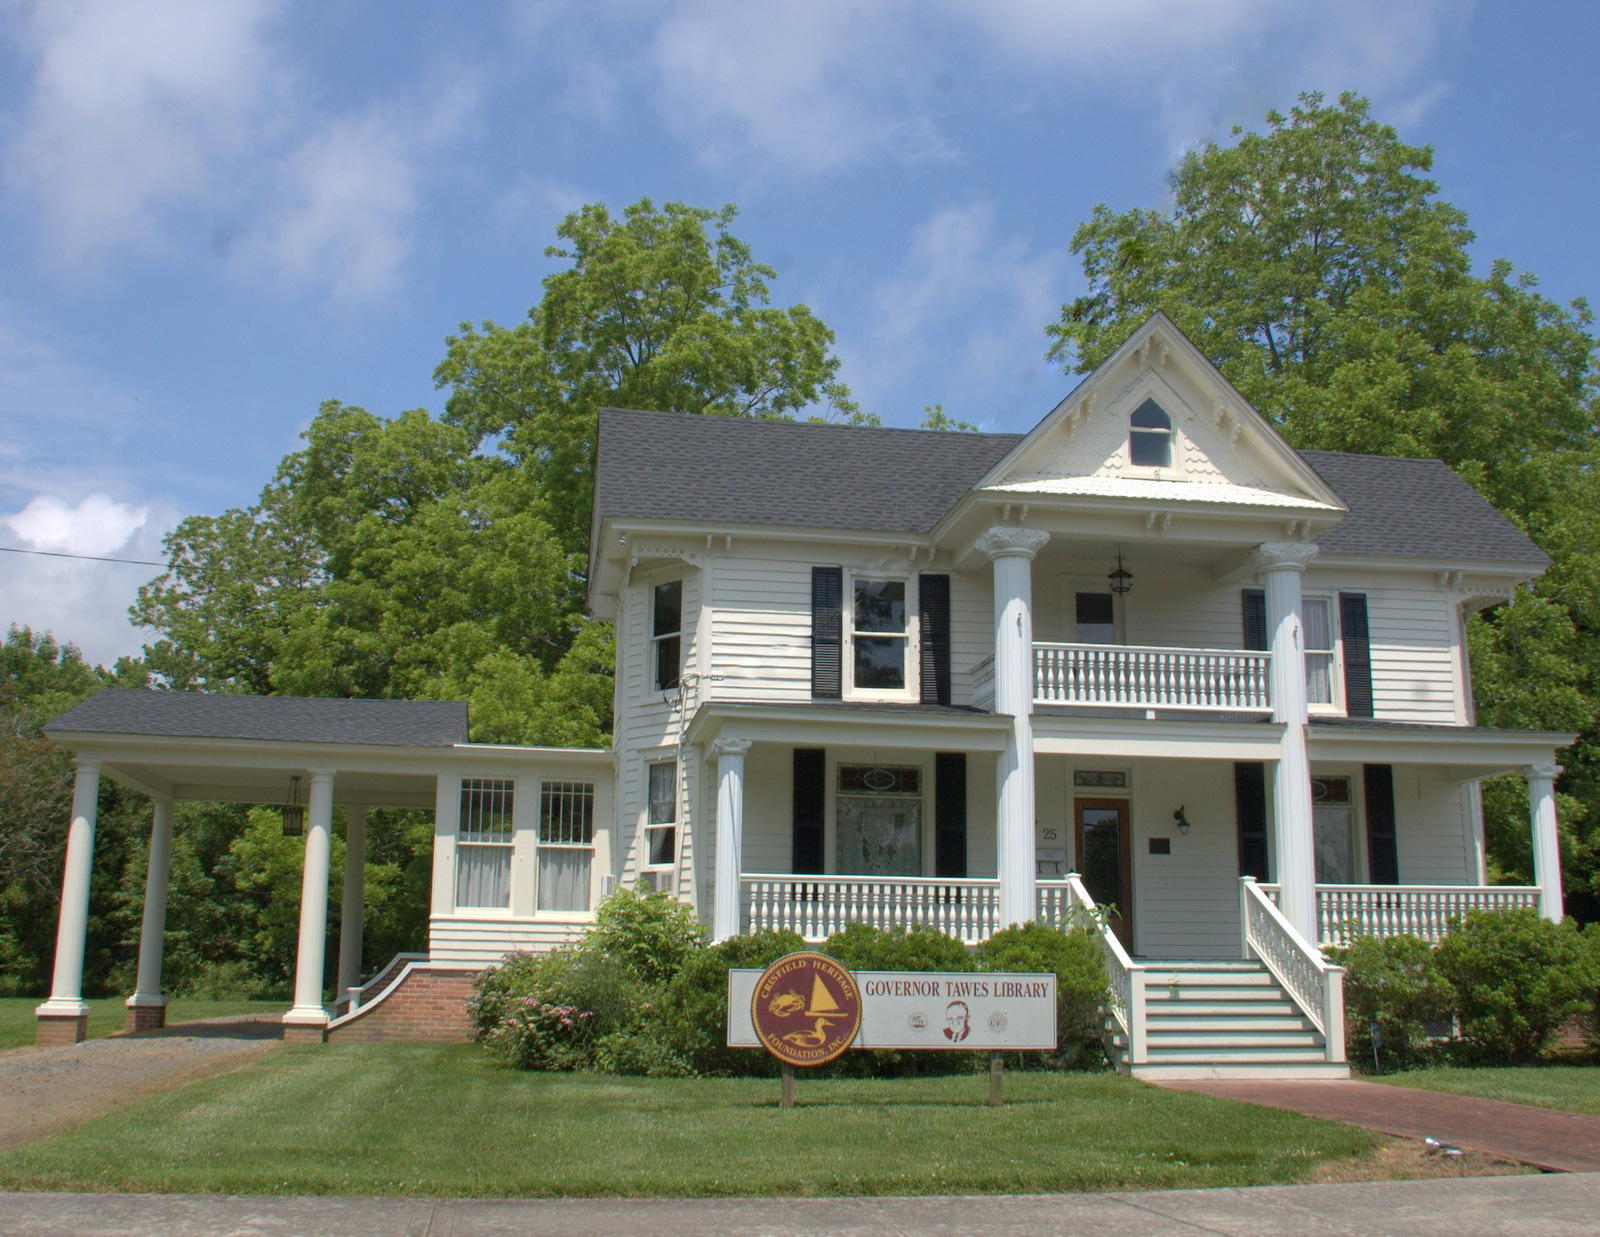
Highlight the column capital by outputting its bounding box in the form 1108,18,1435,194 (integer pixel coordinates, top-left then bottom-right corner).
711,737,753,758
1526,762,1563,782
975,526,1049,561
72,759,101,778
308,768,337,784
1249,541,1319,573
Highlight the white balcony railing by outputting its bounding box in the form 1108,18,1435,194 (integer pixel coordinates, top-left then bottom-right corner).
1315,884,1541,947
1035,642,1272,713
741,874,1077,945
1259,883,1543,948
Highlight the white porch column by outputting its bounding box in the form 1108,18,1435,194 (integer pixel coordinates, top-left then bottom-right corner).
1526,763,1564,922
1251,541,1319,945
126,795,176,1029
711,738,752,942
36,760,101,1038
285,770,336,1036
976,526,1049,927
336,804,368,1003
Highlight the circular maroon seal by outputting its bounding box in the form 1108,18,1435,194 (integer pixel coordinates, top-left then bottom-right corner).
751,951,861,1067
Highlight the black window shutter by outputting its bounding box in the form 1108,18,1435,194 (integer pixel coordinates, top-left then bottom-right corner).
1340,592,1374,718
811,567,843,699
1242,588,1268,651
792,749,825,873
1235,762,1270,880
919,573,952,706
935,752,967,878
1363,764,1399,885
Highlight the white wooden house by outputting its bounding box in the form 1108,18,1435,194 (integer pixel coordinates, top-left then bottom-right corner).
36,313,1574,1077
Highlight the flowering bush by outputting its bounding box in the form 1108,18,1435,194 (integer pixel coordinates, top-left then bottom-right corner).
470,947,639,1070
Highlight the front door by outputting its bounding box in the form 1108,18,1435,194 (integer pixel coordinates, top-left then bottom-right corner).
1075,798,1132,949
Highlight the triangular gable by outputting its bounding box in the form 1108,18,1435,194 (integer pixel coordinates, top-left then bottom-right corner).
975,312,1345,512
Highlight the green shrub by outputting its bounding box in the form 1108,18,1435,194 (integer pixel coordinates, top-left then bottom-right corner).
1432,908,1595,1063
469,947,642,1070
821,923,976,972
1332,933,1453,1071
976,922,1110,1069
659,929,805,1076
586,884,708,986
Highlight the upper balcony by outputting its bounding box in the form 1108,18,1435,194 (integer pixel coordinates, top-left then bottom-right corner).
973,643,1272,716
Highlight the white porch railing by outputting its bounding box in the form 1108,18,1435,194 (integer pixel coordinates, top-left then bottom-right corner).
740,875,1079,945
1065,872,1146,1066
1260,883,1545,948
1241,877,1344,1063
1316,884,1542,947
1034,642,1272,713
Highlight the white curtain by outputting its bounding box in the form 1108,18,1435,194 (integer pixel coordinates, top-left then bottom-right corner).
456,844,511,909
538,847,592,911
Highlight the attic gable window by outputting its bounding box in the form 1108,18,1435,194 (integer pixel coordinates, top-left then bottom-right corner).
1129,399,1173,468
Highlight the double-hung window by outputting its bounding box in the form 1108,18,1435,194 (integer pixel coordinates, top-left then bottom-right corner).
1303,597,1336,707
456,778,514,909
848,576,912,694
1129,398,1174,468
645,762,677,869
538,781,595,912
653,581,682,691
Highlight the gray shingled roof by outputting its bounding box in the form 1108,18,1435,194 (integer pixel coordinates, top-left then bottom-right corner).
45,689,470,747
595,408,1022,535
1298,451,1548,566
593,407,1548,568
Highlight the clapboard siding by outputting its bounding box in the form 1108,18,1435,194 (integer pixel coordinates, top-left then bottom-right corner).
709,557,815,701
1393,768,1474,883
429,916,592,966
949,569,991,706
1365,588,1460,723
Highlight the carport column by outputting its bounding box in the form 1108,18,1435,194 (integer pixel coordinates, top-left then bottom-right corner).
1526,763,1564,922
284,770,337,1041
711,738,752,942
35,760,101,1045
336,804,368,1004
126,794,176,1033
977,526,1050,927
1251,541,1320,945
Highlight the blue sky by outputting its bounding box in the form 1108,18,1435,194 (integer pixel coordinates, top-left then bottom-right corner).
1,1,1596,664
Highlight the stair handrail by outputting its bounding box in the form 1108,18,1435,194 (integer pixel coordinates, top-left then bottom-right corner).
1065,872,1147,1067
1239,876,1345,1063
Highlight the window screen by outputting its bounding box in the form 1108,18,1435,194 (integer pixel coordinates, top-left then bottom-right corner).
538,781,595,911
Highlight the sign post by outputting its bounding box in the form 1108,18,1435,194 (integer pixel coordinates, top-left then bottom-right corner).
732,954,1056,1107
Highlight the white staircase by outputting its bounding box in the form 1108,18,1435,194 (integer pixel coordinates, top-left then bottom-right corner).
1110,959,1349,1080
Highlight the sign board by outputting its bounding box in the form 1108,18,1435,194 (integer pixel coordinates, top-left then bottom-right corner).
730,963,1056,1052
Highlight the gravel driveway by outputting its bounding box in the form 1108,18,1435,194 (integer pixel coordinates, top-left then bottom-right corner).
0,1020,280,1149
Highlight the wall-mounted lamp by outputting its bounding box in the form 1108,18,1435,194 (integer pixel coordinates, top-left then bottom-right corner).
1173,805,1192,836
1108,548,1134,595
282,775,305,837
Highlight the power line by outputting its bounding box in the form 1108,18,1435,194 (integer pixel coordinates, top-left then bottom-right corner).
0,545,167,567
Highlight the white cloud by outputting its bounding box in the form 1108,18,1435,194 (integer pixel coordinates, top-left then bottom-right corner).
1,492,178,665
632,0,1467,171
3,0,285,267
2,0,473,303
230,82,474,304
840,201,1066,426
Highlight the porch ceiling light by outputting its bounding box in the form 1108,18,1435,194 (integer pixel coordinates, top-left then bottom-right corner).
282,775,305,837
1108,548,1134,596
1173,805,1191,835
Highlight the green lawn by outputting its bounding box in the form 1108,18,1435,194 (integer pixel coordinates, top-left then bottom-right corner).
0,1044,1382,1197
0,997,285,1051
1377,1065,1600,1118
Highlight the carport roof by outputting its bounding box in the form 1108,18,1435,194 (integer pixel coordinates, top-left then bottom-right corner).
45,689,470,748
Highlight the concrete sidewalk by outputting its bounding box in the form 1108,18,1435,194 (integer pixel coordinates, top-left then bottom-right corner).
0,1175,1594,1237
1161,1079,1600,1173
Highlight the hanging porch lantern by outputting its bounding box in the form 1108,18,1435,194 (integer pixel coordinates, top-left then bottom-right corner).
1108,548,1134,596
281,775,305,837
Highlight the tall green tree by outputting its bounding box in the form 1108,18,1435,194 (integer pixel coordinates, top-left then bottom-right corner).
135,196,855,748
1047,92,1600,916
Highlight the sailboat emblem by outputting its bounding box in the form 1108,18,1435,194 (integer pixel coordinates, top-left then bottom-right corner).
750,952,862,1067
